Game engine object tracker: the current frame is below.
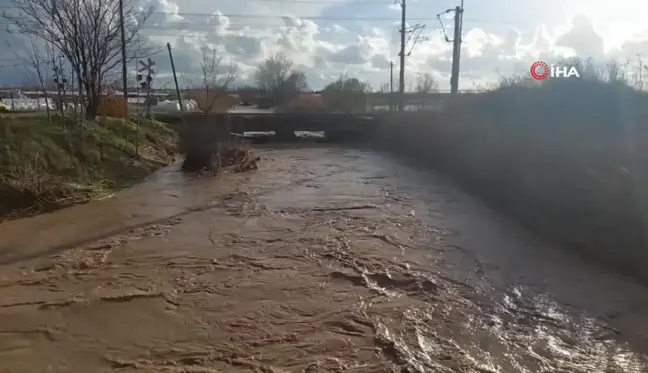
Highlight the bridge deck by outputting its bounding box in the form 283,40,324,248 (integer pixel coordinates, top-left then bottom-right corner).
177,112,386,133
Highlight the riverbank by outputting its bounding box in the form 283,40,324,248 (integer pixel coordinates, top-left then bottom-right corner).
0,115,177,221
375,79,648,282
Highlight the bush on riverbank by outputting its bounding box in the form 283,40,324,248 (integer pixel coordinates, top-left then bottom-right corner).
175,113,259,173
376,77,648,280
0,115,177,220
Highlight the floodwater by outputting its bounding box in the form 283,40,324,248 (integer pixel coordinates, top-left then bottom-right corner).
0,145,647,372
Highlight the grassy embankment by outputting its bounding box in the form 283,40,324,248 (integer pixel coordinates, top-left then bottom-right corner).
377,78,648,281
0,115,177,220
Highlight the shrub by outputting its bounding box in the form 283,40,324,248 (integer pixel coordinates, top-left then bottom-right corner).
376,68,648,281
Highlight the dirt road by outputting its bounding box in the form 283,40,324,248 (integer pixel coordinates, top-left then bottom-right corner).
0,145,647,372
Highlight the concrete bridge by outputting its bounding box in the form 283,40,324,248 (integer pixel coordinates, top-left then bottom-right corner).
173,112,386,142
175,112,386,170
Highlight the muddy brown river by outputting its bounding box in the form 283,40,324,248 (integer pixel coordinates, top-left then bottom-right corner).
1,145,647,372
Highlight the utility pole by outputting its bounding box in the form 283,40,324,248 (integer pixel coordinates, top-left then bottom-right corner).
167,43,184,111
398,0,406,111
390,61,394,112
450,2,463,94
118,0,129,119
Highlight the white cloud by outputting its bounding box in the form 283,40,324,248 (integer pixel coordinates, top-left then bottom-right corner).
1,0,648,91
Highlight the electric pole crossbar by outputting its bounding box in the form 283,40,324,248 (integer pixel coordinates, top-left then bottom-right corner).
395,0,429,111
437,1,464,94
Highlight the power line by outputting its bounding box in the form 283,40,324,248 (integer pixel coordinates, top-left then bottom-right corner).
0,19,520,39
404,24,428,56
0,18,513,47
0,27,537,43
0,4,554,26
0,10,520,23
156,13,431,21
139,16,515,26
0,14,430,21
0,4,628,25
0,0,392,10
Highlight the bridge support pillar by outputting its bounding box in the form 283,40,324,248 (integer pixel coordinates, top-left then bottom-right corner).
324,130,363,142
274,129,297,141
177,113,232,172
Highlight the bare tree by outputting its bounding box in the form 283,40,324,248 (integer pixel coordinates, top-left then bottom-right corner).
4,0,154,119
378,82,390,93
415,73,438,93
8,36,56,122
254,53,308,103
323,74,371,93
51,54,75,118
321,74,372,112
185,48,238,114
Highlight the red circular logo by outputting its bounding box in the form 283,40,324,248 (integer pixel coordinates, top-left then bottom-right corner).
530,61,549,80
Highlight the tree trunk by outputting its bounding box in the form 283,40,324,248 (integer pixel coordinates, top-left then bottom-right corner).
84,75,100,120
85,93,99,120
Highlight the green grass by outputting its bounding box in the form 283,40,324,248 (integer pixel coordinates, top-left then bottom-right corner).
0,114,177,219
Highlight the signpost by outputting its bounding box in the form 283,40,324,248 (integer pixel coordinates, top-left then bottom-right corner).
138,58,155,118
138,58,155,76
136,58,155,154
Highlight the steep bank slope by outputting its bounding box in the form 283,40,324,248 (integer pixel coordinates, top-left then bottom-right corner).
374,79,648,281
0,116,176,220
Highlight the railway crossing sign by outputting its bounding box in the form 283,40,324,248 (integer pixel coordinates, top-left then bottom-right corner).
138,58,155,75
137,58,155,118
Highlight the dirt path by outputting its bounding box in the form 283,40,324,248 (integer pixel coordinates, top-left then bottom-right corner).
0,145,647,372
